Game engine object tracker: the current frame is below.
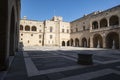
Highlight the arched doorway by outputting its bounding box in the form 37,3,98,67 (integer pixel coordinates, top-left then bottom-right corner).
62,41,65,46
93,34,103,48
9,7,16,56
75,38,79,47
82,38,87,47
106,32,119,49
67,41,70,46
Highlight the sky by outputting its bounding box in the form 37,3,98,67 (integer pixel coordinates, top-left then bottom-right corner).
21,0,120,22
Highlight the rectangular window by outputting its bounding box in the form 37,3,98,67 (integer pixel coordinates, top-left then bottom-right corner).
71,29,73,33
76,28,78,32
31,34,33,36
50,27,53,32
50,35,52,39
62,29,64,33
39,30,42,32
21,34,23,36
39,35,42,38
67,29,69,33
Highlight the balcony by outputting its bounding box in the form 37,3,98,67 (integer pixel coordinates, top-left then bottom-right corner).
90,25,120,32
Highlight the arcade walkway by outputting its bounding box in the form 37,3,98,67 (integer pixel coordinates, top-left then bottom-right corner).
1,47,120,80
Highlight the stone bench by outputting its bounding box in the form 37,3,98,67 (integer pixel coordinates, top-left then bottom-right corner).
77,53,93,65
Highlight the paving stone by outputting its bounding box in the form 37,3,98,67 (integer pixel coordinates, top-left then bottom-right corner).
90,73,120,80
29,75,49,80
47,72,66,80
2,47,120,80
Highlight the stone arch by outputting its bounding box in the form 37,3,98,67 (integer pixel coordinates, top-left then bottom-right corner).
31,26,37,31
20,25,23,30
9,7,16,56
25,25,30,31
75,38,79,47
70,39,73,46
100,18,108,28
62,41,65,46
93,34,103,48
92,21,98,29
106,32,119,49
67,41,70,46
109,15,119,26
82,37,87,47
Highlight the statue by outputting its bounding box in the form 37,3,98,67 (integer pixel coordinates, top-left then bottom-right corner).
112,40,115,49
97,40,100,48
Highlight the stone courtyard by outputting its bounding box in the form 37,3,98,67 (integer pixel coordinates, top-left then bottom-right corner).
1,47,120,80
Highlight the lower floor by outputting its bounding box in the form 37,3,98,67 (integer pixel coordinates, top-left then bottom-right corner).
1,47,120,80
70,28,120,49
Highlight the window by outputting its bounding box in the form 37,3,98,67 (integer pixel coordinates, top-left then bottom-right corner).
25,25,30,31
50,35,52,39
39,40,41,43
71,29,73,33
31,34,33,36
76,28,78,32
39,35,42,38
67,29,69,33
20,25,23,30
28,40,29,43
21,34,23,36
31,26,37,31
83,26,85,31
39,30,42,32
50,27,53,32
62,29,64,33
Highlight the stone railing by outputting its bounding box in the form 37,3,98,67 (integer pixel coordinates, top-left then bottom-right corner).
90,25,120,32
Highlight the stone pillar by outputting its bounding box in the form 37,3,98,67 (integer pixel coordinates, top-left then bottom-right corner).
90,36,93,48
107,18,110,27
103,37,106,48
98,21,100,29
0,0,9,70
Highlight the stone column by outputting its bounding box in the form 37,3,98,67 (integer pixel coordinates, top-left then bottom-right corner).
0,0,9,70
98,21,100,29
90,36,93,48
103,37,106,48
107,18,110,27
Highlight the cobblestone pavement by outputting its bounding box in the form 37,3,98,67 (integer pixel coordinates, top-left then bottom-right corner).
1,47,120,80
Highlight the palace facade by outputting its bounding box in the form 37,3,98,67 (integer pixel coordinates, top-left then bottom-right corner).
19,5,120,49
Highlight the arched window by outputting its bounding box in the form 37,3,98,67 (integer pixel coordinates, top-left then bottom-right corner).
32,26,37,31
100,18,107,28
25,25,30,31
92,21,98,29
50,27,53,32
20,25,23,30
109,15,119,26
